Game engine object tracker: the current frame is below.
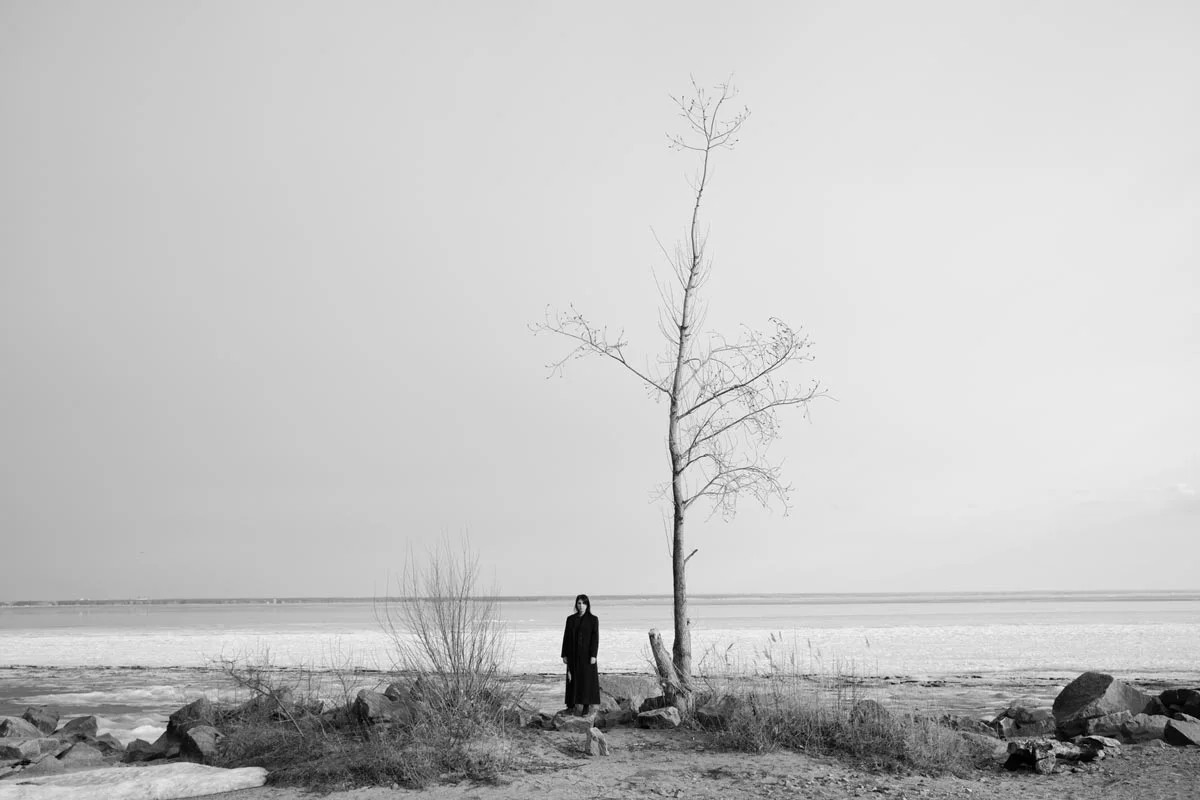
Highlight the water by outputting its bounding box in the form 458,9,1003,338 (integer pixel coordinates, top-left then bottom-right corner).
2,591,1197,744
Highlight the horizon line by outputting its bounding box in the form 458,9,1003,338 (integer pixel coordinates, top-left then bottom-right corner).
3,588,1199,607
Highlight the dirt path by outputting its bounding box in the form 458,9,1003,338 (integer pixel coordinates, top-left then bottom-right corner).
203,725,1200,800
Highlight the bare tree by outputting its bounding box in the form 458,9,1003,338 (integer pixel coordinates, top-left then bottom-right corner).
534,81,823,710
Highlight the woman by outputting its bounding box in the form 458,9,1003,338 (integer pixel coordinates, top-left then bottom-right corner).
561,593,600,715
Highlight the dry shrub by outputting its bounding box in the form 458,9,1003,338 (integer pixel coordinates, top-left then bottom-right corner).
214,538,524,790
696,633,974,775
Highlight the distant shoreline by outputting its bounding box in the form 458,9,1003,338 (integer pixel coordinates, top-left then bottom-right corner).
3,589,1198,608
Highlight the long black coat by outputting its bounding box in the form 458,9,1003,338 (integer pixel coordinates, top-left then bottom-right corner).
561,613,600,705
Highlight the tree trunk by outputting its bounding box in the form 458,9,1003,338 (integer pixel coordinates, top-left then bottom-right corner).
670,491,693,711
648,629,681,706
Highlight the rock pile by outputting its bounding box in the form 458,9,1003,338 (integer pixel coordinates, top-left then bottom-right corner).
983,672,1200,775
0,708,130,781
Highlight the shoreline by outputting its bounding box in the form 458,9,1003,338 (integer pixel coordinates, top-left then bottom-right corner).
4,663,1197,724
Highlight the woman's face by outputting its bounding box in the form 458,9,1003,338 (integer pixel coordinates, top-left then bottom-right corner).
575,597,588,615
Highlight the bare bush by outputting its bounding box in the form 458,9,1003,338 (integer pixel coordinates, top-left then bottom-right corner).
376,536,521,722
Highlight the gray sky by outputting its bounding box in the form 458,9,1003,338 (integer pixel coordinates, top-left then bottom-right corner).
2,1,1197,602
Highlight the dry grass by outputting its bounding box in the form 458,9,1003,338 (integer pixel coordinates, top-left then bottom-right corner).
213,537,525,791
694,632,976,775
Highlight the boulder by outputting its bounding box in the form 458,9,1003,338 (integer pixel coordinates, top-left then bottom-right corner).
1005,739,1057,774
598,675,661,716
1052,673,1152,738
553,712,595,733
121,738,162,763
148,729,183,760
0,716,43,739
637,707,681,729
0,737,43,761
16,752,66,777
57,741,107,767
1164,719,1200,747
1122,713,1170,743
586,727,610,756
849,699,893,727
988,702,1056,739
1084,710,1134,737
21,708,58,736
55,715,99,742
1174,713,1200,724
352,689,421,728
92,733,125,755
168,698,219,737
639,695,671,713
181,725,223,764
1160,688,1200,718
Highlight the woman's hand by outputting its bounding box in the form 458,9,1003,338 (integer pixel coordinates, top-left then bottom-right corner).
562,657,568,665
590,657,596,665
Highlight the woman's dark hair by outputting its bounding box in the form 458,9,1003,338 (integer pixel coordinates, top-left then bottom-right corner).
574,594,593,615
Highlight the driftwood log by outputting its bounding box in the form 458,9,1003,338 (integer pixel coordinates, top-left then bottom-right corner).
648,628,690,710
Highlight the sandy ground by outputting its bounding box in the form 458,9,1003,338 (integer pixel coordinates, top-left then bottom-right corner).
193,672,1200,800
198,725,1200,800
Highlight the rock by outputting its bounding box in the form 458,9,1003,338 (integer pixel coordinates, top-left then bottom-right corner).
352,689,422,728
1006,697,1051,724
1174,713,1200,724
21,708,58,736
1052,673,1153,738
990,716,1019,739
1079,735,1122,755
148,730,183,760
92,733,125,755
1164,719,1200,747
939,714,997,737
1122,713,1170,742
586,727,610,756
987,702,1055,739
57,740,107,767
1049,740,1084,760
639,695,670,713
181,725,223,764
168,698,219,737
0,716,43,739
16,751,66,777
553,712,595,733
850,699,893,727
0,738,43,761
1084,710,1133,737
529,712,556,730
121,738,162,763
1005,739,1056,774
695,696,742,730
232,688,295,721
598,675,661,716
637,707,681,729
1160,688,1200,718
55,715,99,742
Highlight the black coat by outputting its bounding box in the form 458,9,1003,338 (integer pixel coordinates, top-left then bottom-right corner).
561,613,600,705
